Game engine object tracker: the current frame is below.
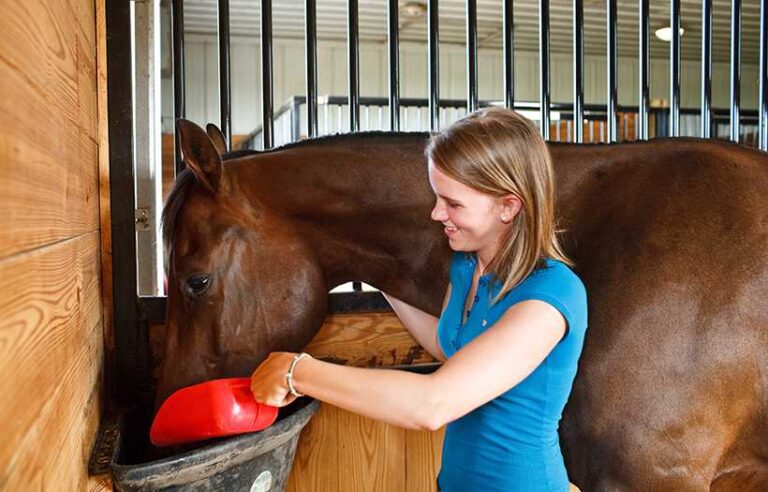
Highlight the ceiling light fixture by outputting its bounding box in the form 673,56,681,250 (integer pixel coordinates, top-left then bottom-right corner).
655,26,685,42
401,2,427,18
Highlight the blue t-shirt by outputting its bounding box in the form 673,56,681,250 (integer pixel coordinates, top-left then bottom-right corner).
436,252,588,492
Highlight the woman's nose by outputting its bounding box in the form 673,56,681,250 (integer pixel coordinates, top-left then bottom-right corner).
431,203,447,222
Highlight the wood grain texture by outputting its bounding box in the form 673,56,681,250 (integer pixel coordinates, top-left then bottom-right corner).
288,312,442,491
89,0,113,487
0,0,105,489
0,0,99,259
96,0,113,356
0,232,103,488
304,312,436,367
284,403,339,492
405,427,446,492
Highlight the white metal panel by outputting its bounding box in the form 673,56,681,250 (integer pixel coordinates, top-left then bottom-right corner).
205,40,220,127
167,34,762,136
177,0,764,64
183,40,209,127
231,41,261,136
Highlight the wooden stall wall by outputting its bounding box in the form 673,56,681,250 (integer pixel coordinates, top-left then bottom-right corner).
0,0,106,489
286,313,445,492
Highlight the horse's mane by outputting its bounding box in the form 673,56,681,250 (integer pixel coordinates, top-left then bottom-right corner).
225,131,430,159
161,132,430,270
161,168,196,271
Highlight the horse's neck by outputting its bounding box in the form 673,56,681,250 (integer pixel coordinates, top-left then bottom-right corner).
231,135,449,315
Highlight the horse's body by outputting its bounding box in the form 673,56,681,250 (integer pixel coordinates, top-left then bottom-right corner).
159,122,768,490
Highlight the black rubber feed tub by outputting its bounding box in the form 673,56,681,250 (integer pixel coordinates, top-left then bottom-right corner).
110,362,440,491
111,397,320,492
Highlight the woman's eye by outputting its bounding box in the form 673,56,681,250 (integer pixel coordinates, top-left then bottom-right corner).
448,203,459,209
184,274,211,297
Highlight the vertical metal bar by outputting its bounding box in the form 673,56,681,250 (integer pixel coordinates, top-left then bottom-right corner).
134,0,163,295
218,0,231,149
291,97,301,142
539,0,550,140
348,0,360,132
503,0,514,109
261,0,274,148
639,0,649,139
306,0,318,138
388,0,400,131
428,0,440,131
670,0,681,137
701,0,712,138
730,0,741,142
172,0,185,174
573,0,584,143
106,0,150,405
607,0,617,142
467,0,478,112
760,0,768,150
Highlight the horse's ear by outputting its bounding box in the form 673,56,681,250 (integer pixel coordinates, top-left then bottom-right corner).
206,123,228,155
176,119,223,195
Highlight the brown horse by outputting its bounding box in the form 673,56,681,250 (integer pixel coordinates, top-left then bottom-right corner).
158,119,768,490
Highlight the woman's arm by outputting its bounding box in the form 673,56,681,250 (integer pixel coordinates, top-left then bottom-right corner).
381,285,451,362
287,299,564,431
424,299,566,429
291,357,436,430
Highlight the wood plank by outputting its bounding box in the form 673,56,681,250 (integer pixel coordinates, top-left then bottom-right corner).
0,232,103,482
0,1,96,134
285,403,339,492
2,318,102,490
0,0,99,259
405,427,445,492
87,473,113,492
336,407,407,492
96,0,114,359
305,312,437,367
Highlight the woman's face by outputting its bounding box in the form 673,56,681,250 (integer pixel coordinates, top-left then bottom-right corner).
427,161,519,256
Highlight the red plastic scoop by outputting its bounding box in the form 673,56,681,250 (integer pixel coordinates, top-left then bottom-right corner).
150,377,279,447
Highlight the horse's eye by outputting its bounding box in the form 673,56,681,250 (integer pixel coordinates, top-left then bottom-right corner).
184,274,211,297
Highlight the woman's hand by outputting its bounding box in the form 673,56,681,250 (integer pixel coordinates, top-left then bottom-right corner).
250,352,299,407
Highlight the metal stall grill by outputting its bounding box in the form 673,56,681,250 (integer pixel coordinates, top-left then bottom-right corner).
106,0,768,402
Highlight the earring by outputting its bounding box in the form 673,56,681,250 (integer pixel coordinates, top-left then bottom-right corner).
500,216,510,224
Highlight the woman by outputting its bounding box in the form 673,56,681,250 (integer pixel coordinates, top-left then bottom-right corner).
250,107,588,492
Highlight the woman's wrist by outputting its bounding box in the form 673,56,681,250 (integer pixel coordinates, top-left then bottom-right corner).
286,352,313,397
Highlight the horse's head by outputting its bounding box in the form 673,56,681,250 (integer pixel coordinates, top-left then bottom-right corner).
155,120,327,407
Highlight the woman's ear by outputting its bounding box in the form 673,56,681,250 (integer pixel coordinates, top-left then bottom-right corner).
176,119,223,195
501,194,523,220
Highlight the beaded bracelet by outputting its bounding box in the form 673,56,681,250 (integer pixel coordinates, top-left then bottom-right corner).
286,352,312,398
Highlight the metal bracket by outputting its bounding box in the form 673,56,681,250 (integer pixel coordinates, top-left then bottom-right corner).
135,208,150,232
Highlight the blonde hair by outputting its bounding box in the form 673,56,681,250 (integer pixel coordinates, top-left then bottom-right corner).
425,106,574,305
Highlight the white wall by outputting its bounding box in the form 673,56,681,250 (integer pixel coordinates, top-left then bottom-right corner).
163,34,761,136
